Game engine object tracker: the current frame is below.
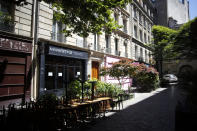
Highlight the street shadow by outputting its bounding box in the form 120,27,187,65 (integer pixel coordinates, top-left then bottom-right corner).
71,87,177,131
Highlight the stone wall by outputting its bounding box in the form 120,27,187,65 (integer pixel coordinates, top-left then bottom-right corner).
14,0,33,37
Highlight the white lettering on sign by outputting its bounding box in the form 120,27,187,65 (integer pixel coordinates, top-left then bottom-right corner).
58,72,62,77
48,72,53,76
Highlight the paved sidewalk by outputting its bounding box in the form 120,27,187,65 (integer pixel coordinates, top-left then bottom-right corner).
83,87,178,131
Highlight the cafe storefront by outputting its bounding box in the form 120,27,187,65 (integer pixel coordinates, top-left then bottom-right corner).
39,40,89,97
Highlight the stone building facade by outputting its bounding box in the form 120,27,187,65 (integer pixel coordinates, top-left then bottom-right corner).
0,0,33,104
154,0,189,28
0,0,154,103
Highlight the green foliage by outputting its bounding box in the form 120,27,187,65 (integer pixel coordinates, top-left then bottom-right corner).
9,0,132,37
42,0,132,37
0,11,13,24
100,58,159,92
100,59,134,86
37,93,58,109
134,64,159,91
151,25,178,60
174,17,197,58
68,80,81,99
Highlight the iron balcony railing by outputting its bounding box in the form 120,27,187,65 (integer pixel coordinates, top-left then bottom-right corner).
105,48,111,54
51,32,66,43
0,21,15,33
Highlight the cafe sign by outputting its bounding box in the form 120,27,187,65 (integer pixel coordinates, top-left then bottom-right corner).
48,45,88,60
0,37,32,53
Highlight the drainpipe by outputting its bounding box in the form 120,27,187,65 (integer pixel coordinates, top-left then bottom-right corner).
31,0,39,101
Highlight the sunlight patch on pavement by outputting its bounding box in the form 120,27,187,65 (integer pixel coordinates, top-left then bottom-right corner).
105,88,168,117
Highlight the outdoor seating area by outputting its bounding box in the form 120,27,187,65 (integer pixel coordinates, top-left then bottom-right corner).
0,80,133,131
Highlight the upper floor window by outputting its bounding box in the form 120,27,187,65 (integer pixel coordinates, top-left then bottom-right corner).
135,45,138,59
123,19,127,33
76,35,86,48
93,34,100,51
105,35,111,53
148,36,150,43
0,1,14,32
179,0,185,4
134,25,138,39
145,50,148,62
144,33,147,43
52,14,66,43
115,38,119,55
133,6,137,19
148,9,150,16
144,17,147,28
124,41,128,57
114,13,119,24
140,30,143,42
140,48,143,60
139,12,142,24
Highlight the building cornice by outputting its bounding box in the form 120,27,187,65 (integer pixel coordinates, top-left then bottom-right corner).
113,29,132,40
0,30,33,43
132,37,153,51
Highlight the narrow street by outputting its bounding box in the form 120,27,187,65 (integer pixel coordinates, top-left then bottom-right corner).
83,86,179,131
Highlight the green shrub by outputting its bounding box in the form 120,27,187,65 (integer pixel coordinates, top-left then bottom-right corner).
68,80,81,100
37,93,58,109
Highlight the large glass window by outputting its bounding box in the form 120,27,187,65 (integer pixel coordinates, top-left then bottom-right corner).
45,57,83,91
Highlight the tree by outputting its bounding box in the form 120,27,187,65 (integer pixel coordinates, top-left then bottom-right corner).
100,58,133,86
173,17,197,58
10,0,132,37
100,58,159,92
150,25,178,76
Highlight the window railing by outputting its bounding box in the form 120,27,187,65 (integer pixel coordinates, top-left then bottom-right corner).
0,20,15,33
51,32,66,43
115,50,121,56
105,48,111,54
125,52,128,58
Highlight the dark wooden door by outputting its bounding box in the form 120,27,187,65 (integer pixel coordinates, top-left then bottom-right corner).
0,51,31,100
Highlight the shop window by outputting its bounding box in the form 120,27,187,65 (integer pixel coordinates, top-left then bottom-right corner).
45,57,83,91
0,1,14,32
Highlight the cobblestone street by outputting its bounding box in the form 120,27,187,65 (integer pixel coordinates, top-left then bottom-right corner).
82,87,178,131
